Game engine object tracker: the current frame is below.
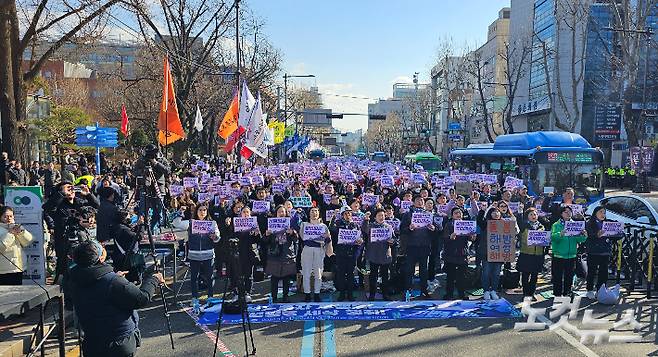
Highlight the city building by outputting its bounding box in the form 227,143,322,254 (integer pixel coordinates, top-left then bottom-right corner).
431,56,472,156
469,7,511,144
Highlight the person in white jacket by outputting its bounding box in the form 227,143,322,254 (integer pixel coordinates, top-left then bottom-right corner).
0,206,34,285
173,205,220,308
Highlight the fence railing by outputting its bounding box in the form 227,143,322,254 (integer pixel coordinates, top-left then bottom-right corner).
610,224,658,298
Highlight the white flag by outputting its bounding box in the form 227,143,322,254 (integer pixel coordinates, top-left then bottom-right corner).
194,105,203,132
238,80,256,129
245,93,268,158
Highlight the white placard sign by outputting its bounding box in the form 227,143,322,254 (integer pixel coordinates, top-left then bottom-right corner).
268,217,290,232
198,192,213,202
370,227,392,242
302,224,326,241
290,196,313,208
564,220,586,236
325,210,337,222
191,220,215,234
183,177,198,189
233,217,258,232
380,175,394,188
400,200,413,214
411,212,432,228
337,229,360,245
170,184,184,196
362,194,379,206
602,221,624,237
252,200,270,214
453,220,477,235
527,230,550,246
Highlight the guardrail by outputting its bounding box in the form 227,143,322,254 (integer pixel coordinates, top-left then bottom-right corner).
610,224,658,298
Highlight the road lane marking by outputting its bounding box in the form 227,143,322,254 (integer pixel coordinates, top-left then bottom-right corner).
301,320,316,357
323,321,337,357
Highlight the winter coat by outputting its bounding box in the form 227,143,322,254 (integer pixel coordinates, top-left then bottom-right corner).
442,218,471,265
0,224,34,274
70,264,158,349
550,219,587,259
363,220,394,265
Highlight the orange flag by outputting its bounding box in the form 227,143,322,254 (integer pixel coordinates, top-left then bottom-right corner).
157,56,186,146
218,90,239,139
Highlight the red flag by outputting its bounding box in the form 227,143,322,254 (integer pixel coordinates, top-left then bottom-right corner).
120,104,129,136
224,126,245,153
240,145,253,160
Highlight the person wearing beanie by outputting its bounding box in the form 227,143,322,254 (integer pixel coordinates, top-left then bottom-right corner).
70,240,164,357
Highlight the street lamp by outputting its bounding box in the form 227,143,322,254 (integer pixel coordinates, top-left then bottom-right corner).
283,73,315,128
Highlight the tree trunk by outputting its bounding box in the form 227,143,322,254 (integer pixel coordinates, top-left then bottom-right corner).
0,1,27,164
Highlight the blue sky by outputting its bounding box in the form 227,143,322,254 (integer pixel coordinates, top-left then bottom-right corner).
249,0,511,132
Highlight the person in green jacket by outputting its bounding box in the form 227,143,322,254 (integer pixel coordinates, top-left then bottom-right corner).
550,206,587,297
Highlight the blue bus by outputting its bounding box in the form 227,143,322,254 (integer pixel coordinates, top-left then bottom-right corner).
371,151,389,163
449,132,604,204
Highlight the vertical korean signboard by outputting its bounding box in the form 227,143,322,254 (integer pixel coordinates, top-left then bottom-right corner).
486,219,517,263
4,186,46,284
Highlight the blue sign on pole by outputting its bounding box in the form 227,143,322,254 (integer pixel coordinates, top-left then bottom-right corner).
75,123,119,174
448,122,462,131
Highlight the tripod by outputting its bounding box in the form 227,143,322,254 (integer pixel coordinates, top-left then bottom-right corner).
126,166,176,350
213,242,256,357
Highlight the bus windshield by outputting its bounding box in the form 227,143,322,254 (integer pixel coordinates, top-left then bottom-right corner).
417,158,440,171
532,162,603,200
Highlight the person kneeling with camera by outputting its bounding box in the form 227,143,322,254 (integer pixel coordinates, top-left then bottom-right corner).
70,240,164,357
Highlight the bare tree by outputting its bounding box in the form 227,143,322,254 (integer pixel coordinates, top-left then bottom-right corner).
607,0,658,146
0,0,121,163
500,38,532,133
365,112,404,159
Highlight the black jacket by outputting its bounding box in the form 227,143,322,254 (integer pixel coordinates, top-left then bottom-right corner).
442,218,471,265
96,199,121,243
329,218,361,258
585,218,622,255
43,191,100,248
70,264,157,351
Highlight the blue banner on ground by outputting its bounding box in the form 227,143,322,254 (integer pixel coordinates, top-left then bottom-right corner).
196,299,522,325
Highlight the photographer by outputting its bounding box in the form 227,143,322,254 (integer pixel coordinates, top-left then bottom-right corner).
70,240,164,357
111,210,145,284
43,181,99,296
134,144,171,232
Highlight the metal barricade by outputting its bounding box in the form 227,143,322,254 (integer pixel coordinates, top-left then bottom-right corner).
611,224,658,298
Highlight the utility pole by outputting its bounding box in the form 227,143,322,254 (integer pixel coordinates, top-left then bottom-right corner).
233,0,242,172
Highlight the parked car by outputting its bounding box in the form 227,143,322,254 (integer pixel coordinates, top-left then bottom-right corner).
585,194,658,229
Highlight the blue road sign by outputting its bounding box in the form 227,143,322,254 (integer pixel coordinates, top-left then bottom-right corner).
448,122,462,131
75,123,119,174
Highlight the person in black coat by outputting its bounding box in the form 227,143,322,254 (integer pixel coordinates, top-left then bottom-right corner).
43,181,100,284
70,240,164,357
329,206,363,301
96,187,121,243
442,207,477,300
584,206,623,298
228,206,261,302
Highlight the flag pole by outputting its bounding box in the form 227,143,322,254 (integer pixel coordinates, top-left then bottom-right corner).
233,0,242,173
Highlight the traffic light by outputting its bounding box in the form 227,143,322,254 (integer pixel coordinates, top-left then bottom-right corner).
326,114,344,119
369,114,386,120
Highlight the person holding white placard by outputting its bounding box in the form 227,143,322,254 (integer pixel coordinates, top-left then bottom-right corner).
299,207,331,302
442,207,477,300
229,206,262,303
517,207,548,299
175,204,221,307
363,209,395,301
401,195,435,298
550,206,587,297
0,207,34,285
264,205,298,303
330,206,363,301
584,207,623,299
